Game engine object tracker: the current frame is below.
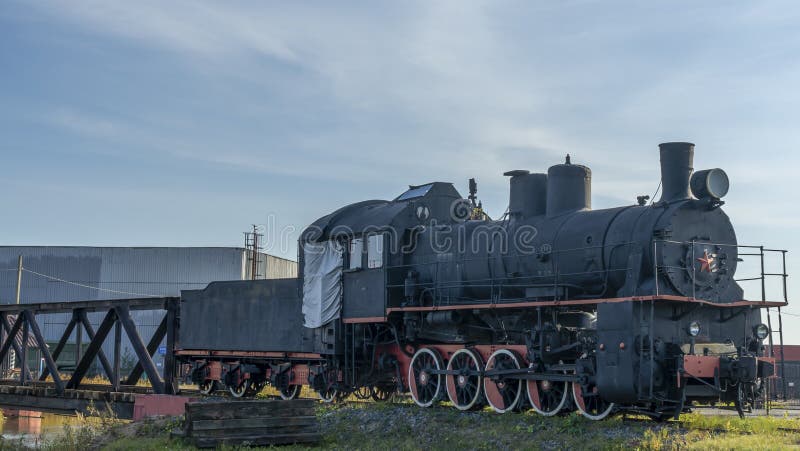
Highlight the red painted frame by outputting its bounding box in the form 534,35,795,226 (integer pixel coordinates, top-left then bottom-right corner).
386,295,786,314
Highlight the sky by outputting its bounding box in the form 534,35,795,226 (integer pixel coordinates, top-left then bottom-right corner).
2,1,800,339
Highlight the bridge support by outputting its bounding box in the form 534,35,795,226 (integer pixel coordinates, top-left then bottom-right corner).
0,298,179,395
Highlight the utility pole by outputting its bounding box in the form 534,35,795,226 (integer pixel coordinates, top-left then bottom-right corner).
15,255,22,305
8,256,22,377
251,225,259,281
244,226,264,280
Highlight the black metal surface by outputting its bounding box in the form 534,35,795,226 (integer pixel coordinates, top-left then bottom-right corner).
117,305,165,394
39,316,76,381
691,168,729,200
68,310,116,389
505,171,547,218
23,311,64,393
164,300,178,394
20,320,28,385
659,142,694,202
113,320,121,391
179,278,320,353
124,312,167,386
546,158,591,216
0,315,31,382
77,309,116,383
342,269,385,319
0,297,175,313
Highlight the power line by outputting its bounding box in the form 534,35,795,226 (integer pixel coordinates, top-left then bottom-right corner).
3,280,208,285
22,268,161,298
777,310,800,318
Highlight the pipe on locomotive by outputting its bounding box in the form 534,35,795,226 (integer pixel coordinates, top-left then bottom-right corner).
660,141,731,202
658,141,694,202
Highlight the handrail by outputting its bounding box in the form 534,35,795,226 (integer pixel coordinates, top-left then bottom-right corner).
387,238,788,308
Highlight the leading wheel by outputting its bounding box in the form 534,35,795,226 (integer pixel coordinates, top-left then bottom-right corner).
228,379,250,398
483,349,523,413
527,362,569,416
572,381,614,420
446,348,484,410
409,347,445,407
279,384,301,400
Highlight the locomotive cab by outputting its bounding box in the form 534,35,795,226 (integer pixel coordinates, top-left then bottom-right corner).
298,181,467,325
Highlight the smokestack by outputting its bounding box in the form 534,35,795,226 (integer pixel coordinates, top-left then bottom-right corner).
658,142,694,203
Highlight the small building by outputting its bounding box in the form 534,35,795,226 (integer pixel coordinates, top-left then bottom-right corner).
770,345,800,399
0,246,297,378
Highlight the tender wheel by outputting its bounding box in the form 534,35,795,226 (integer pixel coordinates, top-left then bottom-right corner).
527,362,569,416
245,380,263,397
279,384,301,400
408,347,445,407
572,382,614,420
483,349,523,413
313,367,340,403
199,380,218,395
372,385,395,402
446,348,484,410
228,379,250,398
354,385,373,400
317,386,338,403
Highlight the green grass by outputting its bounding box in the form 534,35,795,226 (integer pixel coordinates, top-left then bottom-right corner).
294,404,800,451
29,401,800,451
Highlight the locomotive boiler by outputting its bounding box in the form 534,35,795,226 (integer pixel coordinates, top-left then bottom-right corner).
177,141,785,420
403,142,741,306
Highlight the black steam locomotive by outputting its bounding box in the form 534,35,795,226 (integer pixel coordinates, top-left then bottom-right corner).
178,142,783,420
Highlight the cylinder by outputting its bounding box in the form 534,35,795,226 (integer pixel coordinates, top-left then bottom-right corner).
546,159,591,217
505,170,547,218
658,142,694,202
426,311,464,326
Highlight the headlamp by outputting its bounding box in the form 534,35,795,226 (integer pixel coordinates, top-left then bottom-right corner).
687,321,701,337
754,323,769,340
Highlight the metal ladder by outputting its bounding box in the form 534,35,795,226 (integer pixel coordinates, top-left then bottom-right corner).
761,248,788,401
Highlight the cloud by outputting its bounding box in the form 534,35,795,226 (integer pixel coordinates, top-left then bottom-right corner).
36,1,299,63
19,1,800,208
46,108,130,142
30,1,800,217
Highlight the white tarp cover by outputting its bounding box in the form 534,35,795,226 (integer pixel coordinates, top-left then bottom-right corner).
302,240,343,328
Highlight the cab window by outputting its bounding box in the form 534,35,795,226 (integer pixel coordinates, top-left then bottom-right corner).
367,234,384,269
349,238,364,270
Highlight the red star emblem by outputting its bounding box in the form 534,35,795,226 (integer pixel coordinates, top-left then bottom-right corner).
696,249,715,273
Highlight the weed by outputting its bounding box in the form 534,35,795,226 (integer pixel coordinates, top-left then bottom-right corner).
40,401,123,451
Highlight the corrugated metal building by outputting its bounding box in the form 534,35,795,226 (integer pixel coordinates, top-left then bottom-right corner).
0,246,297,377
771,345,800,399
